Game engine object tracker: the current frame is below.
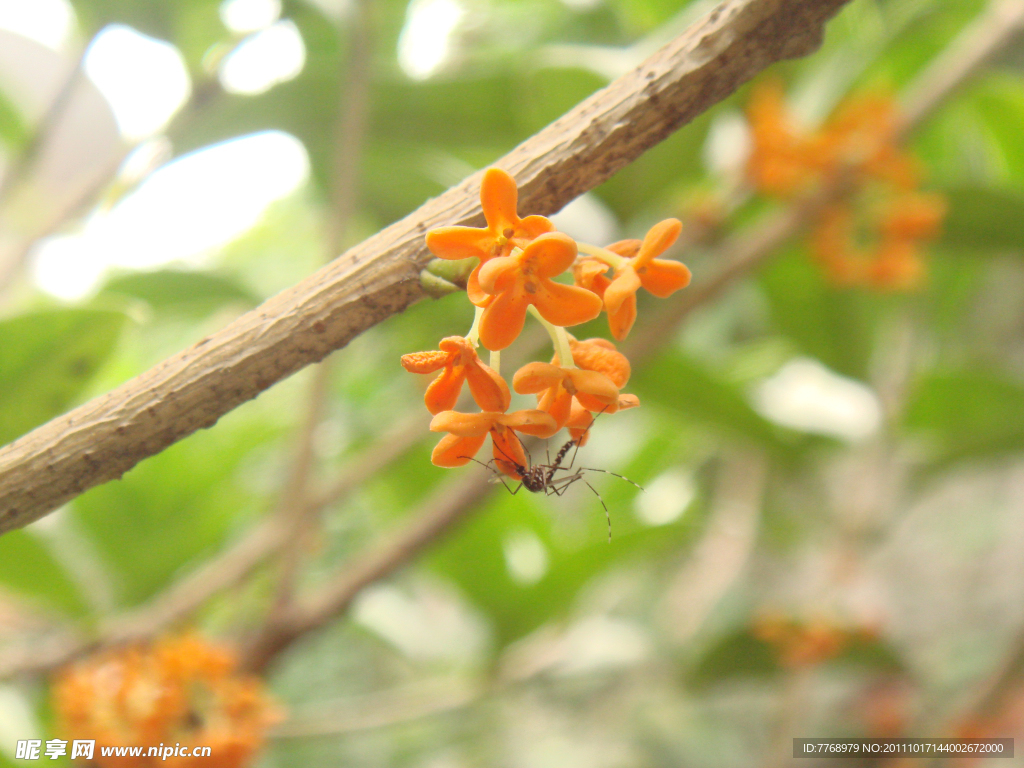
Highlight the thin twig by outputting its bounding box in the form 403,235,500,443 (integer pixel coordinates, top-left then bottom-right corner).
241,468,497,671
897,0,1024,136
270,0,375,615
661,450,768,642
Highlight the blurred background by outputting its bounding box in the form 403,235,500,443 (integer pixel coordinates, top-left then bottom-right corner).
1,0,1024,765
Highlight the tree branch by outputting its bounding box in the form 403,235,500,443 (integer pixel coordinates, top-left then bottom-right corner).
0,0,852,533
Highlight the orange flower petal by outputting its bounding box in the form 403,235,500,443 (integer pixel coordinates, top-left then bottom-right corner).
491,426,528,479
566,368,619,410
429,410,497,436
616,393,640,410
517,214,556,240
498,409,558,437
574,337,615,351
603,267,641,316
400,350,449,374
569,338,631,387
607,291,637,341
432,433,488,467
635,218,682,268
437,335,476,357
478,256,520,294
537,387,572,436
512,361,564,395
424,365,464,414
464,361,511,412
573,259,611,298
532,280,603,327
426,227,491,261
524,233,578,279
479,285,529,351
637,258,691,298
466,264,492,307
606,239,641,258
480,168,518,231
566,402,595,446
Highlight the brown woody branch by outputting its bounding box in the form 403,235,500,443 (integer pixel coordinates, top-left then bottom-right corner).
0,0,852,533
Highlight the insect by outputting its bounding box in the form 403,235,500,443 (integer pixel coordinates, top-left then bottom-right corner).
464,420,642,541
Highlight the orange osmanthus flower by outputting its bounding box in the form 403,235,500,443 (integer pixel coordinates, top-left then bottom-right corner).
53,633,281,768
879,192,947,241
426,168,555,305
477,232,603,351
814,92,920,190
810,194,942,291
516,337,636,439
401,336,510,414
602,219,692,340
430,409,557,479
565,337,631,388
746,79,819,196
865,239,926,291
512,362,619,436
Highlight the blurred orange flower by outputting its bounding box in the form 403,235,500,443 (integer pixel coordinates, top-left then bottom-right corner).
401,336,510,414
53,633,280,768
746,79,818,196
477,232,602,350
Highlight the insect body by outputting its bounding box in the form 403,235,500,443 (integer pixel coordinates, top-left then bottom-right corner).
488,435,642,542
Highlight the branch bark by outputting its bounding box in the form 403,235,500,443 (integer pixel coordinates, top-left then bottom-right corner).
0,0,851,533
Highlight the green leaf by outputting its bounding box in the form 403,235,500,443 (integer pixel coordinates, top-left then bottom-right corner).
688,628,905,689
0,530,89,616
759,249,877,380
633,350,801,457
99,269,259,315
72,408,283,606
904,370,1024,466
939,186,1024,253
688,630,782,689
0,309,127,447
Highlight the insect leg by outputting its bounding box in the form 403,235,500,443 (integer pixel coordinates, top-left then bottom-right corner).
458,455,518,494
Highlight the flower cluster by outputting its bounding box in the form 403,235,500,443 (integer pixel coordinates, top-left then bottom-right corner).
752,613,876,669
404,168,690,479
53,633,281,768
746,80,946,290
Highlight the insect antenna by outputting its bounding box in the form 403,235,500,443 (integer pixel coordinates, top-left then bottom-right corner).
584,480,612,543
577,466,644,492
567,405,612,470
